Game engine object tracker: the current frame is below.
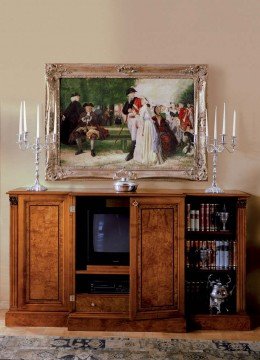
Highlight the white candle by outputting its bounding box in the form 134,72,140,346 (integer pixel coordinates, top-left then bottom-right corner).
214,106,217,140
222,102,226,135
194,100,198,135
54,103,57,134
36,105,40,138
205,109,208,137
46,106,50,135
23,101,27,132
19,101,23,135
232,110,236,137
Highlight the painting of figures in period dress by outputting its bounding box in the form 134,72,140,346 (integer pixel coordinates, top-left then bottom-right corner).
45,64,207,180
59,77,195,171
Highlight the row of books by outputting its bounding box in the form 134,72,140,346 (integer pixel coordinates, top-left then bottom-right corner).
186,203,227,231
186,240,237,270
186,280,209,313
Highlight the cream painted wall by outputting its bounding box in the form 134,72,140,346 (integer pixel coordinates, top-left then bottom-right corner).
0,0,259,314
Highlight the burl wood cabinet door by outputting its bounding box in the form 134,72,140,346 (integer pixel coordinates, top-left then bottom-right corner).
16,194,72,311
130,197,185,320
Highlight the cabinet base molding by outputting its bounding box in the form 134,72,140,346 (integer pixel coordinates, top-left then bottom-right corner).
188,314,251,331
5,311,69,327
68,313,187,332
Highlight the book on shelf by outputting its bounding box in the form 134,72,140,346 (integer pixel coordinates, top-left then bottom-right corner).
216,240,221,269
195,210,200,231
186,203,191,231
210,241,216,269
199,204,205,231
186,240,191,268
214,203,219,230
190,210,195,231
205,203,210,232
223,240,229,269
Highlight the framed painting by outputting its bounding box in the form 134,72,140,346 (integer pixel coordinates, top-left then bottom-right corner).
45,63,208,180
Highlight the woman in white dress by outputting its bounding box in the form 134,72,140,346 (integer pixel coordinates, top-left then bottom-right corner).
133,98,163,165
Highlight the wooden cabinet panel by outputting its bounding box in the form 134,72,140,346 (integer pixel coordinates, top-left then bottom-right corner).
130,197,185,320
17,195,71,311
28,204,60,301
141,207,175,308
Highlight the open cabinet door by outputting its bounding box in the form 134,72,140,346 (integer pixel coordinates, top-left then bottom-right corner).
130,196,185,320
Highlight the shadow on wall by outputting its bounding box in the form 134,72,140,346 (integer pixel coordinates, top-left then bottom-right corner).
246,196,260,326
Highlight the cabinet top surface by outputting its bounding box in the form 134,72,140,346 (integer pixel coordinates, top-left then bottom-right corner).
7,187,250,197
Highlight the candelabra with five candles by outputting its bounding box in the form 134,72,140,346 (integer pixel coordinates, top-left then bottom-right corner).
17,101,57,191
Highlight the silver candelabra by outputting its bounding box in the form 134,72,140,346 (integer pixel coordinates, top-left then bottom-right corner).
205,134,237,193
17,132,57,191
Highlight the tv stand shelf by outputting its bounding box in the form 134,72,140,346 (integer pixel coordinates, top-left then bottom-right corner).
76,266,130,275
6,188,251,332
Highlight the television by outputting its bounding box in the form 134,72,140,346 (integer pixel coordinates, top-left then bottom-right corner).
76,197,130,268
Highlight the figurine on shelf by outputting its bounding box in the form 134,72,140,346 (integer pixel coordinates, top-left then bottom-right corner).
215,204,229,231
208,274,235,314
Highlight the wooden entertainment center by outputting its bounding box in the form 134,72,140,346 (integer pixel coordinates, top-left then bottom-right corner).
6,188,251,332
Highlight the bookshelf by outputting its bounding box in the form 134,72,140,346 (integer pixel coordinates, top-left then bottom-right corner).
185,194,250,330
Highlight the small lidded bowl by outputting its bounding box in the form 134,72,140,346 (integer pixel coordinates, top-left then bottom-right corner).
113,169,138,192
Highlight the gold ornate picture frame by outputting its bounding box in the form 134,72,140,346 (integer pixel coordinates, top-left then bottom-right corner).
45,63,208,180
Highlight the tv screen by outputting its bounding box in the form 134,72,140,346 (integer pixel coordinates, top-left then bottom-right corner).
93,213,129,253
76,197,130,268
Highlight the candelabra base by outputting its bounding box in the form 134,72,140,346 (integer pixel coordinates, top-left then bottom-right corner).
27,180,48,192
205,184,224,193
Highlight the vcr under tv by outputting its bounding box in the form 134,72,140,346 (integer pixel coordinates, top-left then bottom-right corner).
89,279,129,294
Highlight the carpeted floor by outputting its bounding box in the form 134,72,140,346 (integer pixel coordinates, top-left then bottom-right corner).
0,335,259,359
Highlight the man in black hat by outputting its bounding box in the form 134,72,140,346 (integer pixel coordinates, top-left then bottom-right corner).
122,87,142,161
61,92,84,144
69,102,109,156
